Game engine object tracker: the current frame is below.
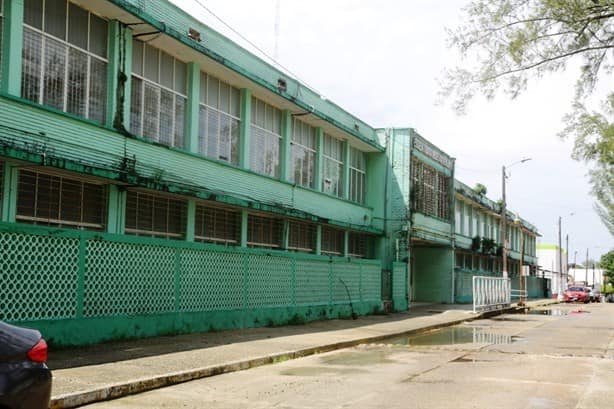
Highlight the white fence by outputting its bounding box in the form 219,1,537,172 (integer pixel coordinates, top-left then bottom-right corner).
473,276,511,313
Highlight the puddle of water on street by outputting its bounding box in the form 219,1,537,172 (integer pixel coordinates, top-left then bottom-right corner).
382,326,515,347
320,349,396,366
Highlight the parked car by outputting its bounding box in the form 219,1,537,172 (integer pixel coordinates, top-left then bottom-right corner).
563,286,590,303
0,321,52,409
589,288,601,302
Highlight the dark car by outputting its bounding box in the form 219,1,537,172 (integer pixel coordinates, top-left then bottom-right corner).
563,286,590,303
0,321,52,409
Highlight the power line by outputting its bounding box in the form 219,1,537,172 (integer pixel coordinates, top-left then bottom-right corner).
189,0,326,98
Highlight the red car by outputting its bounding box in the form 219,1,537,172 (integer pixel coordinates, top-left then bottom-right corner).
563,286,590,303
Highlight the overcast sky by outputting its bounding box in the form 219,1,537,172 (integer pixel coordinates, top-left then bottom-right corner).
171,0,613,261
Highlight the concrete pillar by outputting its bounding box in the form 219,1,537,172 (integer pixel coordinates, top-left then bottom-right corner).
240,209,248,247
280,110,292,182
186,200,196,241
1,163,18,222
314,127,323,192
239,88,252,169
185,62,201,153
343,141,350,200
1,0,24,96
106,185,126,234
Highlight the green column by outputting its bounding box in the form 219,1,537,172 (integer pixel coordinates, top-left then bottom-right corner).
1,164,18,222
282,219,289,250
314,127,323,192
343,141,350,200
343,230,349,257
315,225,322,255
1,0,24,96
185,62,200,153
240,210,248,247
106,22,132,130
239,88,252,169
186,199,196,241
280,110,292,182
106,185,126,234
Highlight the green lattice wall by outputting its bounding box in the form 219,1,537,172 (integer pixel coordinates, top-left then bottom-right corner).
0,222,382,346
392,262,408,311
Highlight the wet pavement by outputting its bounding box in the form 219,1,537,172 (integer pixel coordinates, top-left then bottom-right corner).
79,302,614,409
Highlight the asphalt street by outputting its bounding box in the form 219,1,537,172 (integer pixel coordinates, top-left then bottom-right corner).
81,303,614,409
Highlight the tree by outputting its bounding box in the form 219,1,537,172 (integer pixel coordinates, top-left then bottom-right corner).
474,182,488,195
441,0,614,234
601,249,614,282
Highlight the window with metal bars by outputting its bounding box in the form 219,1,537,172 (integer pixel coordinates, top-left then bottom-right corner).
125,191,187,239
455,252,464,268
410,158,450,220
250,97,281,177
198,72,240,164
321,226,344,257
16,170,107,230
21,0,108,124
348,232,371,259
194,203,240,246
247,213,283,249
287,220,316,253
291,119,316,189
130,40,186,147
349,147,366,204
322,133,343,197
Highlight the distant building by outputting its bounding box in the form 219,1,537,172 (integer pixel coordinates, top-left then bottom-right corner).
537,244,568,295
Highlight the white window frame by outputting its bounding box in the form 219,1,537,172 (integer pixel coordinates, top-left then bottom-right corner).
22,1,108,123
322,133,344,197
349,147,366,204
291,119,316,189
250,97,281,177
131,42,187,147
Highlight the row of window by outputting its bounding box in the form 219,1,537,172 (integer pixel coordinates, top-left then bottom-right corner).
411,158,450,220
454,200,536,256
8,0,369,204
11,169,374,258
455,251,524,276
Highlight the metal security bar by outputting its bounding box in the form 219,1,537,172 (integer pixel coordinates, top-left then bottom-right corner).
472,276,511,313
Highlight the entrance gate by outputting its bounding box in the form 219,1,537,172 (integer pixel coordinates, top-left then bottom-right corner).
472,276,511,313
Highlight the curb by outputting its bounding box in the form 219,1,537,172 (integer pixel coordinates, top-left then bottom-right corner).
49,301,557,408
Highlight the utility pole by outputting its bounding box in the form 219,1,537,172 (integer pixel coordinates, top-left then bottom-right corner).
557,216,563,296
518,225,524,306
585,248,589,286
501,166,507,279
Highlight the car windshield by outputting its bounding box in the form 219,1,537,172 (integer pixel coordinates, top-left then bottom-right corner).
568,287,584,292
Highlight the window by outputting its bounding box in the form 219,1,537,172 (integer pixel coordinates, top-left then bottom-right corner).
16,170,107,230
247,213,283,249
463,203,469,235
131,40,186,147
125,191,187,239
455,252,463,268
322,133,343,197
348,232,370,259
291,119,316,189
321,227,344,256
0,0,4,82
454,201,461,234
411,158,450,220
199,72,240,164
349,147,366,203
194,203,240,245
22,0,108,123
471,208,477,237
288,220,315,253
251,97,281,177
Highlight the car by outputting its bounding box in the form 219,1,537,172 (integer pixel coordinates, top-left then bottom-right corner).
0,321,52,409
589,288,601,302
563,286,590,303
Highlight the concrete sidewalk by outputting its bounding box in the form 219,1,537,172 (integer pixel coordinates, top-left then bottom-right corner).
48,299,557,409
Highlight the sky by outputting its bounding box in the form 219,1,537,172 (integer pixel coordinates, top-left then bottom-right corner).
170,0,613,261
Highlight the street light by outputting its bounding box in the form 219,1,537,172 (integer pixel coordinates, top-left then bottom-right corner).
558,212,574,298
501,158,531,279
514,216,525,306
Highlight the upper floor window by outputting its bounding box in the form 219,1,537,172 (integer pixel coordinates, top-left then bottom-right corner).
250,97,281,177
463,203,469,235
291,119,316,189
16,170,107,230
454,201,462,234
349,147,366,204
131,41,187,147
22,0,108,123
322,134,343,197
125,191,187,239
194,202,240,246
199,72,240,164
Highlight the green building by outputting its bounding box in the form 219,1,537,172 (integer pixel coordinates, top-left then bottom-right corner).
0,0,541,347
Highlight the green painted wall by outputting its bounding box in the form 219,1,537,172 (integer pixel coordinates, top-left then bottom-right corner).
0,222,382,347
412,247,454,303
